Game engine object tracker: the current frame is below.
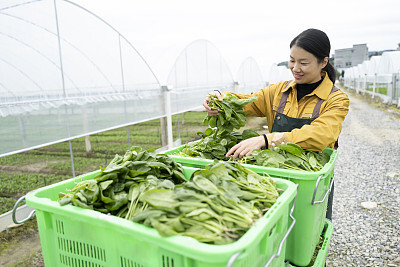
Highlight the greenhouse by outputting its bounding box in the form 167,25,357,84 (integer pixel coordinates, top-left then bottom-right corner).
236,56,266,94
267,63,293,85
344,51,400,105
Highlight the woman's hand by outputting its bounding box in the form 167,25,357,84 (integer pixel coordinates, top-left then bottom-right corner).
226,135,265,159
203,90,223,116
226,132,289,159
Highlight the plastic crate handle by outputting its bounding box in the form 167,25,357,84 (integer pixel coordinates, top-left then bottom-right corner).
227,185,298,267
311,174,334,205
12,195,36,224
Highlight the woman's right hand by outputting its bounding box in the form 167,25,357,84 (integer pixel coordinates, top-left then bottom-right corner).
203,90,223,116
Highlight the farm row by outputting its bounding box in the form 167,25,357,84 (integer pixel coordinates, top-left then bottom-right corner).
0,111,212,214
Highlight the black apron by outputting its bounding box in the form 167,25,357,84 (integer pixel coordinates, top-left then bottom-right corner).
271,81,339,220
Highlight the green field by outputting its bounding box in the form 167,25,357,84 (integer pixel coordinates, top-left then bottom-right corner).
0,111,267,215
0,111,210,214
365,86,388,95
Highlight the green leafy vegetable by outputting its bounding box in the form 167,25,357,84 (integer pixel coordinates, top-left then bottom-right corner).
234,143,330,172
203,94,257,134
59,148,280,245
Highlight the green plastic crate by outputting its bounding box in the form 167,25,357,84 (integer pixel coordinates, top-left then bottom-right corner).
26,166,297,267
286,219,333,267
165,145,337,266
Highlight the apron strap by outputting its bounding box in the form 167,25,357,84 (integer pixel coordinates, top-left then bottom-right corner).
278,84,340,119
277,81,292,113
311,86,340,119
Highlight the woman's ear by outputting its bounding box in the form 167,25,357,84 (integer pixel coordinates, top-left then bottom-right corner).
322,57,329,68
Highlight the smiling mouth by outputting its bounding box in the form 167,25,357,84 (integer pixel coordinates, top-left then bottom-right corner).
293,73,303,79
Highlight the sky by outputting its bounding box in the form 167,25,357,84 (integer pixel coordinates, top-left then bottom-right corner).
72,0,400,84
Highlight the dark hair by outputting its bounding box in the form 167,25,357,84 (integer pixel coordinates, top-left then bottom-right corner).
290,28,336,83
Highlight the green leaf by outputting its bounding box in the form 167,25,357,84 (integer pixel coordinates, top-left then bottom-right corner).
279,143,304,157
255,150,285,166
317,152,330,166
157,180,175,190
99,180,113,191
186,208,219,221
308,153,318,169
192,175,220,195
285,153,303,166
94,172,118,182
132,209,165,223
241,129,260,140
141,189,177,209
150,218,178,237
209,116,217,128
105,192,128,211
205,128,214,136
128,184,141,201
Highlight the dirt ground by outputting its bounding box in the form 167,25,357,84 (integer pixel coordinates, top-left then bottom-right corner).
0,219,44,267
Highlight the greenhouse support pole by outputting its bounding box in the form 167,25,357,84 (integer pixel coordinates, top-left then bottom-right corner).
396,73,400,107
363,74,367,92
126,127,130,148
392,73,397,104
68,140,76,178
373,74,377,99
177,113,180,139
54,0,75,177
118,34,129,145
162,86,173,149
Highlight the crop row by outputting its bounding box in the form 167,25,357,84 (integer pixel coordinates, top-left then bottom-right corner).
0,111,209,214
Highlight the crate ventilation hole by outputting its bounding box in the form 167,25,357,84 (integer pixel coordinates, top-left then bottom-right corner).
119,255,173,267
120,256,144,267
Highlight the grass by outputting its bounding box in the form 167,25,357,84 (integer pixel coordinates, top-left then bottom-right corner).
365,86,388,95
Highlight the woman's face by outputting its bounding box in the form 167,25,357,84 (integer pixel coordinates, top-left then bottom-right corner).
289,45,328,84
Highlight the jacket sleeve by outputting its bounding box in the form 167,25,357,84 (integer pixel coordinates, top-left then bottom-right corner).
285,90,350,150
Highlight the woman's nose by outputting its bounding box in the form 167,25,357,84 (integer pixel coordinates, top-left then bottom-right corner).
292,62,300,72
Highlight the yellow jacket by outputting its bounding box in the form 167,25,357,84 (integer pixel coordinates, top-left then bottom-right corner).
228,72,349,151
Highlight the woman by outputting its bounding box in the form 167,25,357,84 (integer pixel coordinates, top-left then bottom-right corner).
203,29,350,221
203,28,349,159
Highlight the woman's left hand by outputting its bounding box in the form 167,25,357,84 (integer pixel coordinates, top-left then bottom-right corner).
226,135,265,159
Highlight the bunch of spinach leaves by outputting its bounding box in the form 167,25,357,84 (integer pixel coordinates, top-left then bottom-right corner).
59,147,280,245
178,128,260,160
203,94,257,134
133,160,279,244
176,93,259,160
58,146,186,214
235,143,330,172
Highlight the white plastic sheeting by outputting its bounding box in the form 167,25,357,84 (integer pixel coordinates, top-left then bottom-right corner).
376,51,400,74
0,0,162,157
367,56,381,75
1,1,271,158
236,57,266,94
166,39,235,114
344,51,400,105
267,63,293,84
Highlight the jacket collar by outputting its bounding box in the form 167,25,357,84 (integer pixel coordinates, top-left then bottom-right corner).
285,72,333,100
